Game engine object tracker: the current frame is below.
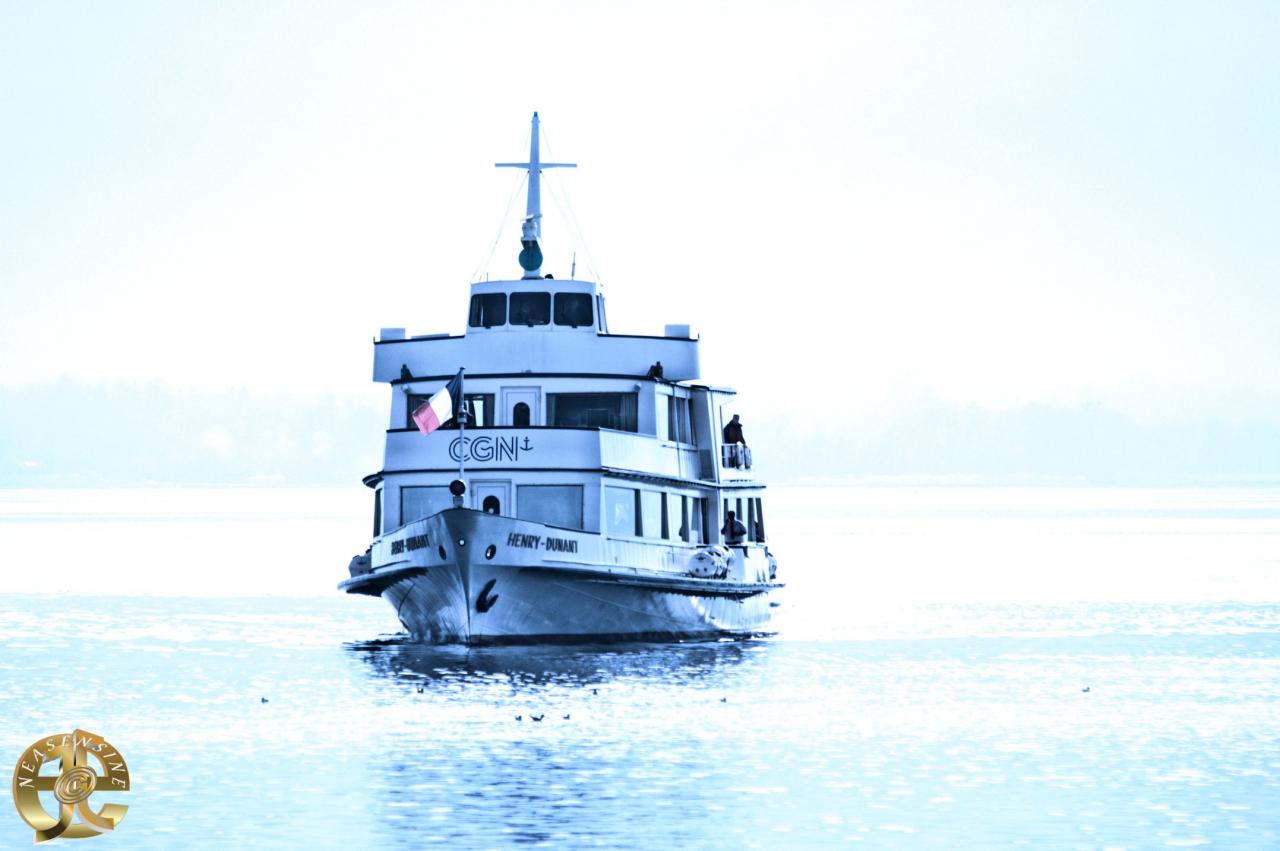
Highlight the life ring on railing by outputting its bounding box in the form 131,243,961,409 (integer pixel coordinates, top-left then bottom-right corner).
348,551,372,577
688,546,730,579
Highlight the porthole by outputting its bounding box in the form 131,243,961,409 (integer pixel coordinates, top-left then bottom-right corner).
485,544,497,560
438,545,447,560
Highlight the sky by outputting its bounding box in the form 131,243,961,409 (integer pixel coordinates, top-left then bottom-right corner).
2,1,1279,484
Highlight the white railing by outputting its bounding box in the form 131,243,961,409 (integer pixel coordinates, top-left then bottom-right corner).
599,429,702,480
721,444,752,471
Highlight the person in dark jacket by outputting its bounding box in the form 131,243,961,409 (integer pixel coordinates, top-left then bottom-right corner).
721,510,747,545
722,414,746,446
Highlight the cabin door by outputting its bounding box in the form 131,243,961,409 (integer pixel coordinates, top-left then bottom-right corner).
501,386,541,426
472,480,511,517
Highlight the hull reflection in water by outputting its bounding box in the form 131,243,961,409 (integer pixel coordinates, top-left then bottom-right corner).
347,634,758,685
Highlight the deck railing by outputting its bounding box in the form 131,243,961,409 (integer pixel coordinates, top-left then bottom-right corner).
721,443,752,471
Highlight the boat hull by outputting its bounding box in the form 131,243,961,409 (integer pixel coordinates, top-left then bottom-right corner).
342,508,779,645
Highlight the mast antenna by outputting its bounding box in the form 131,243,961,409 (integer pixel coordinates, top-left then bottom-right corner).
496,112,576,279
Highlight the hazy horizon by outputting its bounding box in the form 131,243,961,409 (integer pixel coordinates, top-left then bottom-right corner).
2,379,1277,488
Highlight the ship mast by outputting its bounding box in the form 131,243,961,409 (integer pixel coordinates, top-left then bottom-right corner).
496,112,576,279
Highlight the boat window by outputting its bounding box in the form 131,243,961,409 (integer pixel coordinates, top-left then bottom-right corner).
406,393,495,429
482,496,500,515
656,395,669,441
517,485,584,530
605,486,637,536
512,402,531,427
469,293,507,328
373,487,383,536
690,497,705,544
664,493,681,541
401,486,453,524
752,497,766,542
553,293,593,327
465,394,495,428
639,490,662,538
509,292,550,326
667,396,692,444
547,393,638,431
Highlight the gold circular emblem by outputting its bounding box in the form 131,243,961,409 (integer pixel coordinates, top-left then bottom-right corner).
54,767,98,805
11,729,129,843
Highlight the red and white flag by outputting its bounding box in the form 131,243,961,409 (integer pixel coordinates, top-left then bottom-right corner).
411,370,464,436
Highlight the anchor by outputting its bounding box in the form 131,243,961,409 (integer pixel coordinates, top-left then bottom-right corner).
475,579,499,613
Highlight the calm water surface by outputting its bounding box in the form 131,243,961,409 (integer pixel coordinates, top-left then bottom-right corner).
2,487,1279,849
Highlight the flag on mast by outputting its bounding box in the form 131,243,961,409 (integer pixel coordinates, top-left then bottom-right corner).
411,370,464,436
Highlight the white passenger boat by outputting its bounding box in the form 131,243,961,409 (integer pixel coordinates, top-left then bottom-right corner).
340,113,781,644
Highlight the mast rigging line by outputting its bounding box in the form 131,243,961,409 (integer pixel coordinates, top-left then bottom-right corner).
539,124,602,285
471,170,527,283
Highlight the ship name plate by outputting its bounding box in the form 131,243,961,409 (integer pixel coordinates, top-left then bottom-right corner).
507,532,579,554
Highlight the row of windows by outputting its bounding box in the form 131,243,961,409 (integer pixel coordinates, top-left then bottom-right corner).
390,484,766,545
401,484,585,530
469,292,594,328
405,392,638,432
606,487,709,544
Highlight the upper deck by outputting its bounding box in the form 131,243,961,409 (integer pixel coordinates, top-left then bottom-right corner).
374,277,699,383
360,113,764,547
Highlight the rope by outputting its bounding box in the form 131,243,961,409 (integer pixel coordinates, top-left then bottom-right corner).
471,170,526,283
540,126,603,284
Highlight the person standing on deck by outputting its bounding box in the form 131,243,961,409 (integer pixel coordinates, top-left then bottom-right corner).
722,510,747,545
723,414,746,446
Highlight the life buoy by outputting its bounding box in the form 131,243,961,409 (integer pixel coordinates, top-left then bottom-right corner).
688,546,731,579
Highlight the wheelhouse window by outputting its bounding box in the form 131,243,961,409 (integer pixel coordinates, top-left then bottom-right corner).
517,485,584,530
548,393,638,431
406,393,495,429
605,486,638,536
553,293,593,327
469,293,506,328
509,292,550,326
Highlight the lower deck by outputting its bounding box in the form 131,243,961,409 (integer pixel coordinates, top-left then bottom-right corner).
343,508,780,644
372,469,770,556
